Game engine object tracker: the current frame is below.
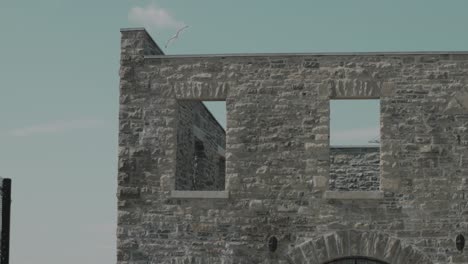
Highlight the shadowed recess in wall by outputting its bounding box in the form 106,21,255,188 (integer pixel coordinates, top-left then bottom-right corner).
175,100,226,191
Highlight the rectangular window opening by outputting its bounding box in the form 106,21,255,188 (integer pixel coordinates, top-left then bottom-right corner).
175,100,226,191
329,99,380,191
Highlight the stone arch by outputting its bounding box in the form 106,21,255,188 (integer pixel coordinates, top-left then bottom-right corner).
324,257,388,264
287,230,433,264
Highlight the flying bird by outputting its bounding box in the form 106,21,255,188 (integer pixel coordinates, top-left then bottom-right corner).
165,25,189,48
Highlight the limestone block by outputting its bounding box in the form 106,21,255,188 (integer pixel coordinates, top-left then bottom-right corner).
313,176,328,189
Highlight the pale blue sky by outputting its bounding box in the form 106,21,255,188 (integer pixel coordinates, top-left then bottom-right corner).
1,1,468,263
330,100,380,146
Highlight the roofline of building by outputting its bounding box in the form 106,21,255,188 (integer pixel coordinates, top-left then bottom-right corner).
144,51,468,59
120,27,147,32
120,28,468,59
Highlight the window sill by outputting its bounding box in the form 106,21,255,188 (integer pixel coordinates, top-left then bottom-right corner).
323,191,384,200
170,190,229,199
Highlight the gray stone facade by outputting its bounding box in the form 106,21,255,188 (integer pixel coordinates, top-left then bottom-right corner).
117,28,468,264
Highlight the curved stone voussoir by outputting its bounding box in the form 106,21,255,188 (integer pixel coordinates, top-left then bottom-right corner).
287,245,308,264
287,230,433,264
300,240,319,264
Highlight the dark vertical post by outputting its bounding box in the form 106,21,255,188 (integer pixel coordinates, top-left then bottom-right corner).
1,179,11,264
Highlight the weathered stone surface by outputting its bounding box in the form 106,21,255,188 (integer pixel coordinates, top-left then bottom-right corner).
323,191,384,200
118,28,468,263
329,79,381,99
329,147,380,191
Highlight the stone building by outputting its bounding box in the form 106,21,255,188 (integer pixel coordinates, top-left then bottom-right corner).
117,28,468,264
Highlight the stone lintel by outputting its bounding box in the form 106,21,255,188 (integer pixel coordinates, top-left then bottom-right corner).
324,191,384,200
330,79,381,99
330,145,380,149
331,95,380,99
171,190,229,199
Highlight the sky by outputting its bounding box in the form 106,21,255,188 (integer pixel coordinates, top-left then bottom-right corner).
1,0,468,263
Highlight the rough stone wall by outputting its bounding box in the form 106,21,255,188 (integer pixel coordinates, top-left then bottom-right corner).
329,147,380,191
175,101,226,190
118,29,468,264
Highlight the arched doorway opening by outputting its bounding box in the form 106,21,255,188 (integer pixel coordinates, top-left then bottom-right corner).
287,231,433,264
324,257,389,264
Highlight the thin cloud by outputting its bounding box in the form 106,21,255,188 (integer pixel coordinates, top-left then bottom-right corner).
331,126,379,145
9,119,104,137
128,3,184,30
